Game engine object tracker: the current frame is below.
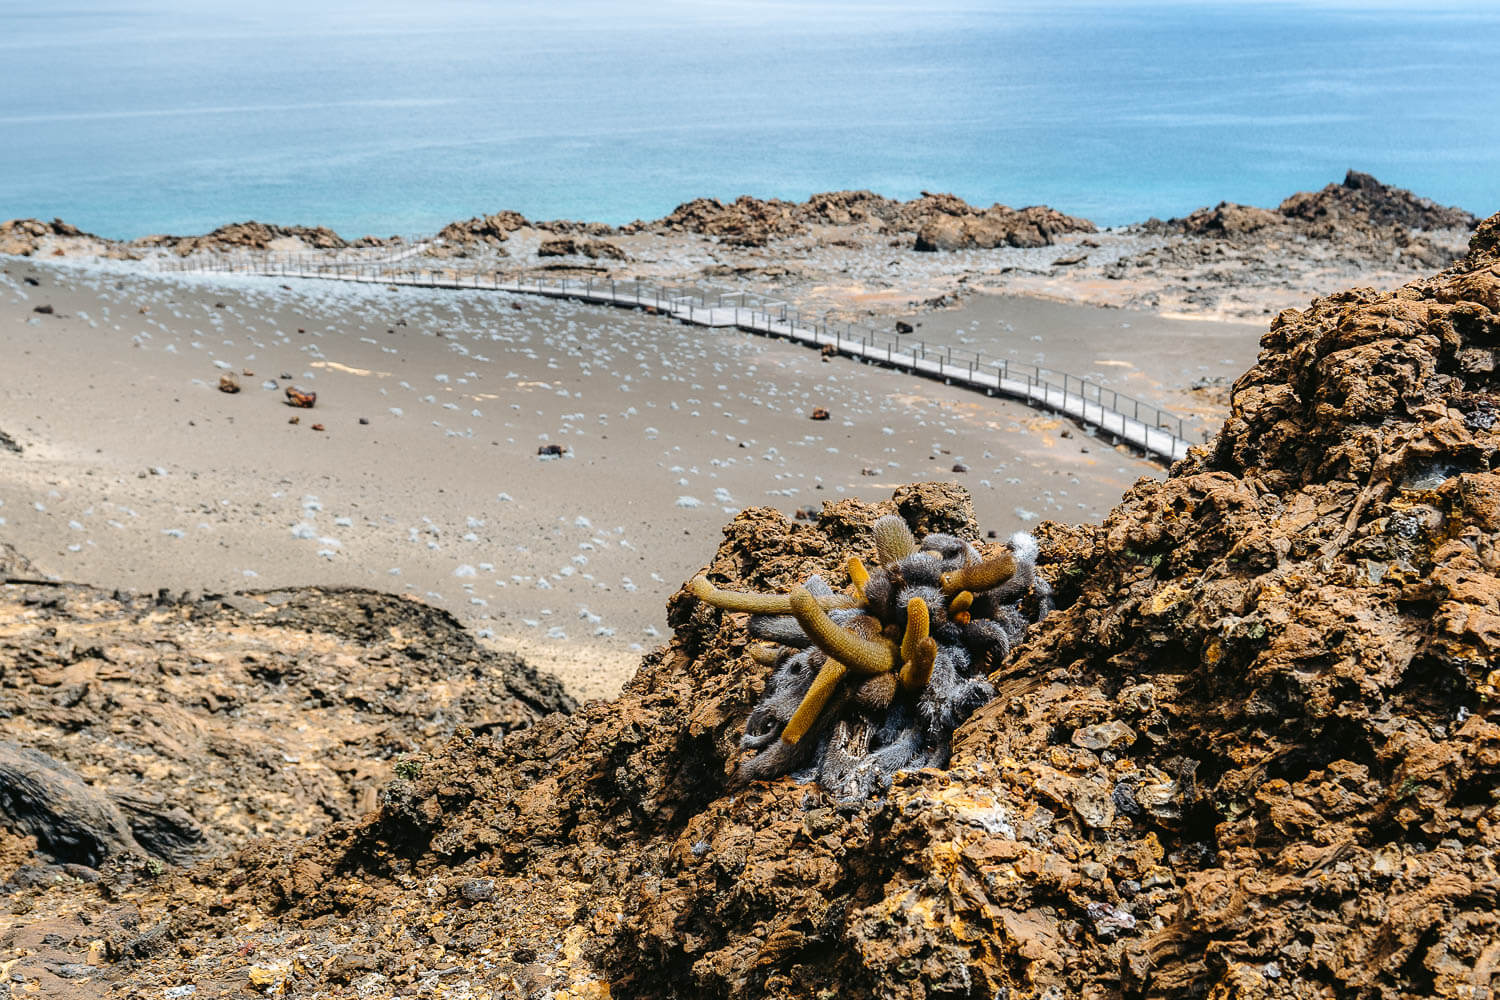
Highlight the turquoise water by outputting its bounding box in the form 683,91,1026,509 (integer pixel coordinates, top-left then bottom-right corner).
1,1,1496,240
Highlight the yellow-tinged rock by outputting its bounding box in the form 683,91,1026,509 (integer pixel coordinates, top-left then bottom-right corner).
86,939,107,966
1145,582,1191,616
247,964,288,995
555,983,612,1000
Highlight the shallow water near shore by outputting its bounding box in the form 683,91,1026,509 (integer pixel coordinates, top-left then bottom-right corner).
3,1,1496,238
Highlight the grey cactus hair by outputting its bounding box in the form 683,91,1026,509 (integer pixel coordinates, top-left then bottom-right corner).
689,515,1051,803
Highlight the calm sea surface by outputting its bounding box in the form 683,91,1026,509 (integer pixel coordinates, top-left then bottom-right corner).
1,1,1496,239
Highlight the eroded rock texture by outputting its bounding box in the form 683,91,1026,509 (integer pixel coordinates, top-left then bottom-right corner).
0,582,572,867
133,221,360,255
4,220,1500,998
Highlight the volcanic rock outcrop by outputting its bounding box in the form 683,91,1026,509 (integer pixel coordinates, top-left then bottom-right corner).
638,195,808,247
3,219,1499,999
0,580,571,871
0,218,95,257
914,204,1097,251
537,236,628,261
1156,171,1477,272
134,221,357,256
1279,169,1478,232
626,190,1096,250
436,210,529,247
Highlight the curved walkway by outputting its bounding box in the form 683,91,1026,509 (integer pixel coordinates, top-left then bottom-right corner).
159,255,1194,464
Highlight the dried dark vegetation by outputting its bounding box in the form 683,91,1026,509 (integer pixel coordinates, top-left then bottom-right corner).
4,218,1500,999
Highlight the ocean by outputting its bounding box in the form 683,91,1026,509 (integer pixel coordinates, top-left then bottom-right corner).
1,0,1496,240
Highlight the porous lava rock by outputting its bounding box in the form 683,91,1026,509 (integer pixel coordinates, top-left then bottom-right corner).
5,221,1500,998
1280,169,1479,232
0,582,571,870
0,218,92,256
631,191,1096,250
1154,171,1478,271
915,204,1097,251
1175,201,1287,238
436,210,529,246
134,221,354,255
537,236,628,260
642,195,808,247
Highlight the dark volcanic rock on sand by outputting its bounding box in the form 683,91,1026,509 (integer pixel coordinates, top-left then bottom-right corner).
0,581,571,872
1162,171,1477,270
914,204,1097,251
436,210,529,247
0,218,96,256
133,221,361,256
536,236,628,260
629,190,1095,250
1280,169,1479,232
640,195,808,247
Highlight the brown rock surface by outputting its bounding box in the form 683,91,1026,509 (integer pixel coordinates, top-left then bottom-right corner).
1175,201,1287,237
134,221,353,255
0,218,93,256
537,236,629,260
4,220,1500,998
1280,169,1479,232
915,204,1097,251
0,582,572,870
1152,171,1477,269
630,190,1095,251
436,210,529,246
642,195,808,247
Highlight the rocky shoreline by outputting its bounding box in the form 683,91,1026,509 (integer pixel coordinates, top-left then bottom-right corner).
0,208,1496,996
2,171,1480,323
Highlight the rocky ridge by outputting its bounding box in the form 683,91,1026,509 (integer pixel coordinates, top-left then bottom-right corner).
3,213,1498,998
133,221,379,256
6,172,1481,322
0,572,572,879
1141,170,1479,274
0,219,94,257
619,190,1096,250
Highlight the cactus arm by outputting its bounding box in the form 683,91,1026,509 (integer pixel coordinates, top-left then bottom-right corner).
788,587,899,677
941,553,1017,596
900,636,938,693
846,556,870,602
872,515,917,565
689,576,853,614
781,659,847,746
900,597,930,665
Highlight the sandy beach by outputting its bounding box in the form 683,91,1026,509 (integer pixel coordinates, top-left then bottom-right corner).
0,256,1241,700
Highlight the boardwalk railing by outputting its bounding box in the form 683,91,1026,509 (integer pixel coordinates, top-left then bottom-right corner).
159,251,1193,463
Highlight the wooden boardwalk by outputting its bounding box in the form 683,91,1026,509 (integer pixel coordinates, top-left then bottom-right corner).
162,257,1194,464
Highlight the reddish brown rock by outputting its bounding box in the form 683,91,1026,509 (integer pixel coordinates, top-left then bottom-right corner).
1151,171,1478,274
915,204,1096,251
0,584,571,872
134,221,354,256
536,236,628,260
436,210,529,246
1280,169,1479,232
642,195,807,247
1176,201,1286,237
0,218,93,256
5,222,1500,998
